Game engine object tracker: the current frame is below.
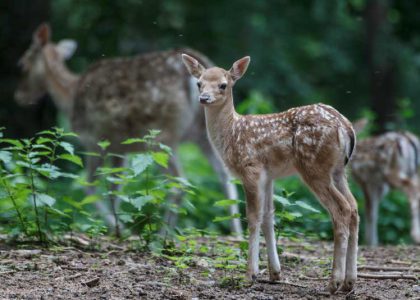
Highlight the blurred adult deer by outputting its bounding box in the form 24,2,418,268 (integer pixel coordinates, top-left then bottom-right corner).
182,54,359,293
351,119,420,246
15,23,243,236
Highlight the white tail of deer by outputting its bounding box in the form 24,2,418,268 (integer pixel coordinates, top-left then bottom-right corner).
182,53,359,294
351,122,420,246
15,23,243,236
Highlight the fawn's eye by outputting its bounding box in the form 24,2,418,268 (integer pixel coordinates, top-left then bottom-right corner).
197,82,202,88
219,83,227,90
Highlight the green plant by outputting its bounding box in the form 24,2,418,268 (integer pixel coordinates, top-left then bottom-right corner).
0,127,82,243
91,130,196,249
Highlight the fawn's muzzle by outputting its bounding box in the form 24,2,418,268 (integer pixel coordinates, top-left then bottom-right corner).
199,93,211,104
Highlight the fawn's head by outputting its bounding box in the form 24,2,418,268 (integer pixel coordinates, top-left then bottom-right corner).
15,23,77,105
182,54,250,106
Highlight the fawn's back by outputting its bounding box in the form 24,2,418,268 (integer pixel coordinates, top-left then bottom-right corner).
217,103,354,179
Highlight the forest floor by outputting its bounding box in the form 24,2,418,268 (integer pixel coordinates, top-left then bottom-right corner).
0,235,419,300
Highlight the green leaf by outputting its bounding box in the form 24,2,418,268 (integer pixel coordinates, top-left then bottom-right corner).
0,151,12,164
295,200,320,213
62,132,78,137
80,195,100,206
96,167,126,175
79,151,101,157
1,139,23,148
145,129,161,139
47,206,70,218
130,195,154,210
131,153,154,176
273,195,292,206
32,193,56,207
35,164,61,179
213,213,241,222
32,144,52,151
59,141,74,155
37,130,56,136
158,143,172,153
59,154,83,167
121,138,145,145
36,137,53,145
214,199,241,207
152,151,169,168
119,214,134,223
97,140,111,151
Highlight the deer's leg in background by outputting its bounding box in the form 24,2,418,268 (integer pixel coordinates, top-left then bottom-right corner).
402,177,420,244
261,179,281,281
161,150,184,232
333,170,359,292
201,141,243,236
86,155,116,227
243,172,264,282
361,183,385,246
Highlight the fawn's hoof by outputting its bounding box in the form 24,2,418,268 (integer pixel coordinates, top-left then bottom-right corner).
245,273,258,285
340,278,356,293
328,279,343,294
269,271,281,282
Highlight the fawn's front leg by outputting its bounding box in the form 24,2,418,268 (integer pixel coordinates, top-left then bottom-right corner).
261,179,281,281
243,174,264,282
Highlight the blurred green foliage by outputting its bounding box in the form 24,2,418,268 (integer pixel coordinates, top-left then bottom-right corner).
49,0,420,130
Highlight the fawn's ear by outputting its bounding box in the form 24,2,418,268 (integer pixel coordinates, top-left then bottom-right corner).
33,23,51,46
182,54,205,79
56,39,78,60
230,56,250,82
352,118,369,134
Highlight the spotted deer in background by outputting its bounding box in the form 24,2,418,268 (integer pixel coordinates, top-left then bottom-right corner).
182,53,359,294
351,119,420,246
15,23,243,236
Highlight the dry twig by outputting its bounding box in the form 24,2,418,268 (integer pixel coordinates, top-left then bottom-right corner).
257,279,308,288
358,272,417,280
358,265,420,272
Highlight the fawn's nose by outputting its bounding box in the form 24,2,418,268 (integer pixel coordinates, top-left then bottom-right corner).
199,93,211,104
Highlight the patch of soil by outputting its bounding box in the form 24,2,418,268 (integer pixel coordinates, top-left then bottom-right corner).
0,237,419,299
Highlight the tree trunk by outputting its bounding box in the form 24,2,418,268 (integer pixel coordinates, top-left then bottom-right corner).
365,0,397,134
0,0,56,138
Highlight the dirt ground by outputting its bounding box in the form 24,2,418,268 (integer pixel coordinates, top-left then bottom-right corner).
0,236,419,300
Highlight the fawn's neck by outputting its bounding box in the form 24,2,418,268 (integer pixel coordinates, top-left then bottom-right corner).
42,45,79,115
204,92,238,154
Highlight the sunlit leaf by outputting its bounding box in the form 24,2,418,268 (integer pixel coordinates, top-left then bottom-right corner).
80,195,100,206
59,141,74,155
294,200,320,213
0,151,12,164
213,213,241,222
31,193,56,207
130,195,154,210
36,137,53,145
273,194,292,206
121,138,145,145
131,153,154,176
214,199,241,207
59,154,83,167
97,140,111,151
152,151,169,168
1,139,23,148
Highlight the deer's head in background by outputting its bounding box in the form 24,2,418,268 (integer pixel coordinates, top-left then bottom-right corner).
15,23,77,106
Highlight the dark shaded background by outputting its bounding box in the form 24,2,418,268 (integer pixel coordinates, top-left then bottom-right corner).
1,0,420,137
